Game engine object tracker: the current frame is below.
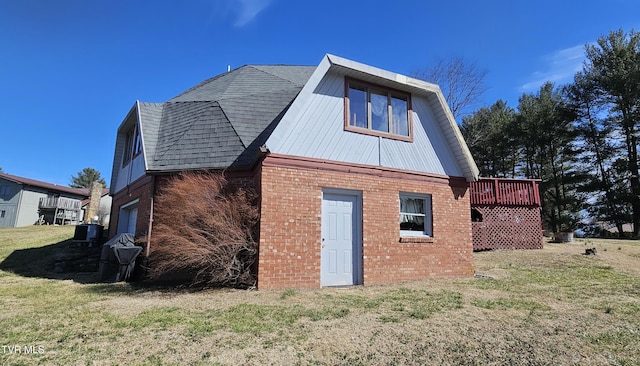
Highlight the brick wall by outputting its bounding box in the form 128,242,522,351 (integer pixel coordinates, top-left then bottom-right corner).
108,175,154,242
257,155,474,289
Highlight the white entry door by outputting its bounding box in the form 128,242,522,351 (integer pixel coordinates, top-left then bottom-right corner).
321,192,362,287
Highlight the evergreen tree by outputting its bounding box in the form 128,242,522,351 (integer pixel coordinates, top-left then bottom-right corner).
515,83,582,232
461,100,518,177
565,71,631,236
583,29,640,236
70,167,107,189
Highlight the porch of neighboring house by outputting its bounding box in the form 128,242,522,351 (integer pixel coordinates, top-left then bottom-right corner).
470,178,543,251
38,196,82,225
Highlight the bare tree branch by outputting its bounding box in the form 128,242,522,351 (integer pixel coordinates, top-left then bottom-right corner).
413,56,488,120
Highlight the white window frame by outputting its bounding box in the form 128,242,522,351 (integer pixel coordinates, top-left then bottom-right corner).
399,193,433,237
117,199,139,235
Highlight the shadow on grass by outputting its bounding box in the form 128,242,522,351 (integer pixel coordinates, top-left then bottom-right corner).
0,238,102,284
0,238,245,296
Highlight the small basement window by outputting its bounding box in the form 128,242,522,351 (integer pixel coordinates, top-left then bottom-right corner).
400,193,432,237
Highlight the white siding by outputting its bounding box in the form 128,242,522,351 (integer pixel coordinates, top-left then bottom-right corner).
15,190,45,227
268,70,463,176
268,72,379,166
113,153,146,193
0,179,21,227
111,104,148,194
380,97,462,176
0,204,16,227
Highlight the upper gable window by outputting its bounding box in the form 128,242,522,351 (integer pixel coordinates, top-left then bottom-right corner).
0,185,9,198
345,79,412,141
122,126,142,167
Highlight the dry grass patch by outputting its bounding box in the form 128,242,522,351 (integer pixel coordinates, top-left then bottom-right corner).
1,228,640,365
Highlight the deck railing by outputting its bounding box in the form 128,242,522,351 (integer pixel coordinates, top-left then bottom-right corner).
39,196,82,210
470,178,541,206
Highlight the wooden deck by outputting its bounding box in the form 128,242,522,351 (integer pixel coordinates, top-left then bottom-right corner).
470,178,543,251
39,197,82,210
38,197,82,225
470,178,541,207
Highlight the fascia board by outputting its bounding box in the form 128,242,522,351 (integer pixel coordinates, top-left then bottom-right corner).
135,100,150,172
110,101,140,193
429,92,480,181
326,54,441,95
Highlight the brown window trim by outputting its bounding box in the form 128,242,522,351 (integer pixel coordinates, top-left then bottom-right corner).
344,77,414,142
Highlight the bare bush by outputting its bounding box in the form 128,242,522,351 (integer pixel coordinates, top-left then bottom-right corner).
147,171,259,288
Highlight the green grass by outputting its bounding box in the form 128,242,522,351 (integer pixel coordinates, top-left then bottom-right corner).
472,297,551,311
474,259,640,302
1,227,640,364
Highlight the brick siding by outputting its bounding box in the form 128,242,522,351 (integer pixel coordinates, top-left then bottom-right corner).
257,154,474,289
110,160,473,289
109,175,154,243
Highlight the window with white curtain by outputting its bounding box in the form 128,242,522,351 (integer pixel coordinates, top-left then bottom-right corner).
345,78,412,140
399,193,432,237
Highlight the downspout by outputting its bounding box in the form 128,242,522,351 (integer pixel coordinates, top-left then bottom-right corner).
145,176,156,257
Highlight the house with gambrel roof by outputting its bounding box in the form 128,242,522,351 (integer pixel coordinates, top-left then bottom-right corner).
109,54,479,289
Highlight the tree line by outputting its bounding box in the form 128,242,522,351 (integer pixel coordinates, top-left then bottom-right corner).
458,29,640,237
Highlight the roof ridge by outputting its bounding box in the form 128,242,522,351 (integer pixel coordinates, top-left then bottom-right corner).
217,102,247,149
247,65,291,84
153,102,225,160
169,66,248,101
250,65,315,85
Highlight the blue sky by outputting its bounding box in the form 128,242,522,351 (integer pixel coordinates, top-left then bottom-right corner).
1,0,638,186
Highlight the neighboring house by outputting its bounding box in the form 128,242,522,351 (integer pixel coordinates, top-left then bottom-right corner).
470,178,543,250
0,172,87,227
108,54,479,289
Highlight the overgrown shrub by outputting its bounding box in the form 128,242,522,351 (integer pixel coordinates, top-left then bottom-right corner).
147,171,259,288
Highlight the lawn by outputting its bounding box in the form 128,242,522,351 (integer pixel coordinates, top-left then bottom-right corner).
1,226,639,365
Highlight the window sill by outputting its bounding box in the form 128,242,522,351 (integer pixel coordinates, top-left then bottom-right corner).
399,236,434,244
344,125,413,142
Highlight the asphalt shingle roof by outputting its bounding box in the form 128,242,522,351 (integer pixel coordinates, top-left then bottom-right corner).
140,65,315,172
